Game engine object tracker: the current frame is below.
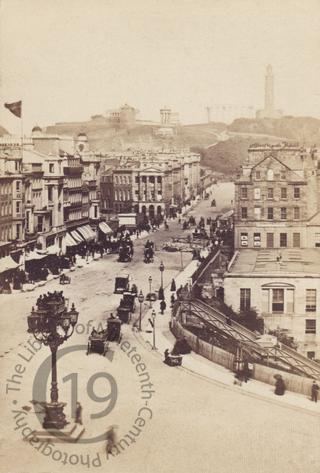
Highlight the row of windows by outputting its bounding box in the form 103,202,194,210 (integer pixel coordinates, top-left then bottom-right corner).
241,186,300,200
241,206,301,220
254,169,286,181
0,182,12,195
0,202,12,217
114,175,131,184
240,232,301,248
240,288,318,315
115,190,131,201
0,225,11,242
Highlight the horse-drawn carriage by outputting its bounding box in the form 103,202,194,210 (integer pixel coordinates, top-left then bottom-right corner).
164,349,183,367
117,291,136,323
118,244,133,262
87,316,122,355
144,246,154,263
114,275,130,294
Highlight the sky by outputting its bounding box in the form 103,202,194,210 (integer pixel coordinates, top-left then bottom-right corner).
1,0,320,134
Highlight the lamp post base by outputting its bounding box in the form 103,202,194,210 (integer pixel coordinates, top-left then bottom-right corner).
42,402,68,430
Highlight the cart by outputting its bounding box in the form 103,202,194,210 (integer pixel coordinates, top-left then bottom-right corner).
116,306,132,324
120,291,136,312
87,330,109,356
59,274,71,285
114,275,130,294
164,353,183,366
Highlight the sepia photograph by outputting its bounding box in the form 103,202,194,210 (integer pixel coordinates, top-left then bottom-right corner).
0,1,320,472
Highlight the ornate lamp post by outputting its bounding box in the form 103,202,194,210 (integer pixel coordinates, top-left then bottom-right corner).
27,291,79,430
148,275,152,308
151,309,156,350
138,290,144,331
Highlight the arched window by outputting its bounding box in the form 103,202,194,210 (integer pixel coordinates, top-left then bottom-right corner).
267,169,274,181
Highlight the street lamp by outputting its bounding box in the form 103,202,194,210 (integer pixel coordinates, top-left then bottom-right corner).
159,261,165,289
138,290,144,331
148,276,152,308
151,309,156,350
27,291,79,429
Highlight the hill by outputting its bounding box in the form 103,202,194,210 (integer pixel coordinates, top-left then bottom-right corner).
45,115,320,176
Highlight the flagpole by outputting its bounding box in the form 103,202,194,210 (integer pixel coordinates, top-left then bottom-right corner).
20,103,23,160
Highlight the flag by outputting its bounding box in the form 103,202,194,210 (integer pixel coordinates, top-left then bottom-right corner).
4,100,22,118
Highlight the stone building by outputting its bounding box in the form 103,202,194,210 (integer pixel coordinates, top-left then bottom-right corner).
224,248,320,359
234,143,320,249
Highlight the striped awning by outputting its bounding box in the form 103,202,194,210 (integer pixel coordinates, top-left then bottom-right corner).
76,225,96,241
65,233,79,247
99,222,113,235
71,230,84,243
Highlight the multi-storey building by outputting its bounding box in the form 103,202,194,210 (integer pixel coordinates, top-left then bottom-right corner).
104,149,200,219
234,143,319,249
224,142,320,358
0,145,24,253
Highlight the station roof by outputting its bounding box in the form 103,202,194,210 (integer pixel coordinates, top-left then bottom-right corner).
226,249,320,277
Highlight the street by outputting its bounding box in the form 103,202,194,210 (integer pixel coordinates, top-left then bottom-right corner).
2,182,320,473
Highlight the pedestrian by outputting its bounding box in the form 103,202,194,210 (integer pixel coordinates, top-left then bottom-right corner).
170,293,175,307
160,299,166,314
274,375,285,396
311,381,319,402
170,278,176,292
75,402,83,425
106,426,117,454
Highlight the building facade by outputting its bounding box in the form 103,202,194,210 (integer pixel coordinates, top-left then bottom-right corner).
234,143,320,249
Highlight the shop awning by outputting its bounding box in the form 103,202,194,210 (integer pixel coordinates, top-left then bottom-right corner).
25,251,48,262
71,230,84,243
77,225,96,241
99,222,113,235
0,255,20,273
47,244,60,255
65,233,79,247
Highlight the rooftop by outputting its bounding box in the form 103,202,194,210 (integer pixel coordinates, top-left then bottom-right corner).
226,249,320,277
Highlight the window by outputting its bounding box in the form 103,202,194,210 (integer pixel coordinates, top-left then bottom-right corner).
16,181,21,191
280,171,286,180
255,171,261,180
306,289,316,312
267,233,274,248
49,163,54,173
293,233,301,248
254,207,261,220
240,232,248,247
267,188,274,199
16,201,21,214
294,187,300,199
280,207,287,220
157,176,162,183
272,289,284,313
240,288,251,311
267,207,273,220
280,233,287,248
267,169,274,181
254,188,261,199
315,233,320,248
253,232,261,247
305,320,316,334
135,176,139,183
241,187,248,199
293,207,300,219
281,187,287,199
48,187,53,202
241,207,248,219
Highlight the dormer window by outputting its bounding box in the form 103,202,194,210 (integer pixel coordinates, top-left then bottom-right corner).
255,171,261,180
